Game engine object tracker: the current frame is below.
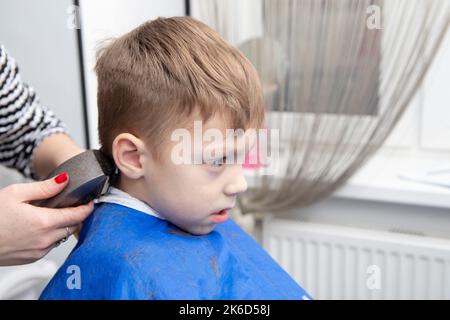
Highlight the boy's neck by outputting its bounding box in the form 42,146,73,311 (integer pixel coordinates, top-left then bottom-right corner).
114,174,146,203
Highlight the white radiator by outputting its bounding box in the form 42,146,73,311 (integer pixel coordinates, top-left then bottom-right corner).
262,215,450,300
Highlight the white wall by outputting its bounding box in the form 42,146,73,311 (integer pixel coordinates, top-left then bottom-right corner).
0,0,86,150
0,0,87,186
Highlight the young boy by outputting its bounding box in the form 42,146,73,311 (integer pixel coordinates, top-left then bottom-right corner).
40,17,311,300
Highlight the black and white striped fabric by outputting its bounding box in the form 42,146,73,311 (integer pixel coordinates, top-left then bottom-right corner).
0,45,67,179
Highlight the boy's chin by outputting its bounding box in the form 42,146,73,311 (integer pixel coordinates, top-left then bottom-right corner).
181,223,216,236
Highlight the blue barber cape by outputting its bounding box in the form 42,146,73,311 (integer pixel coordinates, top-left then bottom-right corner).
40,203,312,300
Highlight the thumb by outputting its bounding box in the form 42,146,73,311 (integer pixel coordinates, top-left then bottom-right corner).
19,172,70,202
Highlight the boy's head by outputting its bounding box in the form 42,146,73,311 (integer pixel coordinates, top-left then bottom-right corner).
95,16,265,235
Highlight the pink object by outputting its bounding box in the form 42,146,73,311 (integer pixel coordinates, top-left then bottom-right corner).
242,128,267,170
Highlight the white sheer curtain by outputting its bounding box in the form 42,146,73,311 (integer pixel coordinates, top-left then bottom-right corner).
191,0,450,214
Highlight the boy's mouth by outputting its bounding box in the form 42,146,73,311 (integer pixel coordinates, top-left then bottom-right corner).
209,209,230,223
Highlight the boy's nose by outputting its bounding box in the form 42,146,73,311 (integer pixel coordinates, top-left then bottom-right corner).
224,165,248,196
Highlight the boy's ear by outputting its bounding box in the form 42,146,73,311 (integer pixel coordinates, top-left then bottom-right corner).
111,133,148,180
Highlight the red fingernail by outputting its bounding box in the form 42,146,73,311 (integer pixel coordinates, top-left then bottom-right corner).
54,172,68,184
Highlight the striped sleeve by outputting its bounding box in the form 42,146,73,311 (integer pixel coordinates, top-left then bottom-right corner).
0,45,68,179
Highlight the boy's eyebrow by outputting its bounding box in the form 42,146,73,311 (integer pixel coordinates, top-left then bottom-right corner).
203,138,257,158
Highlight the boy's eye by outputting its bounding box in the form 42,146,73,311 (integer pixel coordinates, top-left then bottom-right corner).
209,156,227,167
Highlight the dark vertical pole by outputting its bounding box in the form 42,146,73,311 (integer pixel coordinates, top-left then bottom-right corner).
73,0,91,149
185,0,191,16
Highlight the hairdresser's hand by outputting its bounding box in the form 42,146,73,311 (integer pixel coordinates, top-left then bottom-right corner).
0,173,93,266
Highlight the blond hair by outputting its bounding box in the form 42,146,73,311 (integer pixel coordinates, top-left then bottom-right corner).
95,16,265,162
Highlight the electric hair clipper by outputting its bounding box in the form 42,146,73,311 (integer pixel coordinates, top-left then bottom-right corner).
31,150,118,208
